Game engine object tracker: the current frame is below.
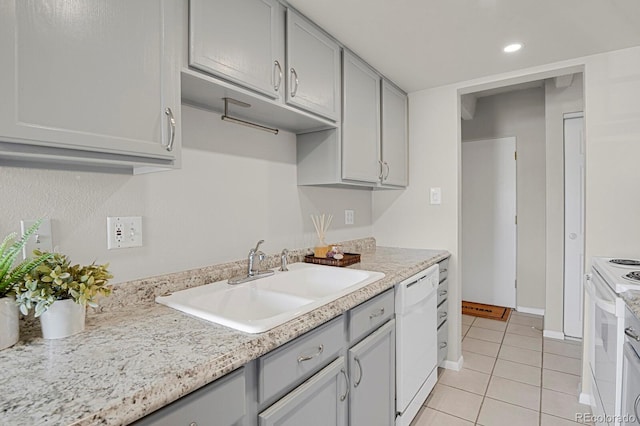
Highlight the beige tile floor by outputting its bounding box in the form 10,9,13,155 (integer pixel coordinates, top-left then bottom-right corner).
411,311,592,426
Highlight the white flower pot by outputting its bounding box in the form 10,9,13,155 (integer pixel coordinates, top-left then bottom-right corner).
40,299,85,339
0,296,19,350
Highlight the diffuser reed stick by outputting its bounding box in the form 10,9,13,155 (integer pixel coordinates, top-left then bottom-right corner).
311,213,333,257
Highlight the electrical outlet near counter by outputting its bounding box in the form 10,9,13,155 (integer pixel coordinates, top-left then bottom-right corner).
344,210,355,225
107,216,143,249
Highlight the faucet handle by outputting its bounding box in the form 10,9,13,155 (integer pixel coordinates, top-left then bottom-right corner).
280,248,289,272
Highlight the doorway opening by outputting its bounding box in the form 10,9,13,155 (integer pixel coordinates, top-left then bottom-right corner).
459,72,585,338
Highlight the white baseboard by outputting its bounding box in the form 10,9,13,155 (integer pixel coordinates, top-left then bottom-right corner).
579,392,592,405
516,306,545,316
441,355,463,371
543,329,566,340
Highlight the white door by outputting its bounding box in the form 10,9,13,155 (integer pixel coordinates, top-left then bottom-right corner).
462,137,517,308
564,113,585,338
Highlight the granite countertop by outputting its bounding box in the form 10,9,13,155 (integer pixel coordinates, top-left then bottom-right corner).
0,244,449,426
621,290,640,319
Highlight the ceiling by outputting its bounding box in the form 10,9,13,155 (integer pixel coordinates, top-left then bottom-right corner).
287,0,640,92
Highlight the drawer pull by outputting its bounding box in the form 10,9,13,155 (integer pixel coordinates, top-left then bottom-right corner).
634,394,640,422
369,307,385,319
189,422,198,426
340,368,350,401
354,356,363,387
438,290,448,296
626,327,640,342
297,344,324,363
439,312,448,319
441,268,448,273
439,342,448,349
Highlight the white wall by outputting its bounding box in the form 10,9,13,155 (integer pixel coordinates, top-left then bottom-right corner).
462,88,547,310
373,45,640,365
0,104,373,284
544,74,584,334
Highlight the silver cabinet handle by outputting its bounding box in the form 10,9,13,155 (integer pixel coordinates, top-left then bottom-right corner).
439,342,448,349
626,327,640,342
340,368,350,401
634,394,640,424
290,67,299,97
383,161,390,180
439,290,448,296
369,307,385,319
189,422,198,426
439,312,448,319
378,160,384,180
274,60,283,92
297,344,324,363
165,107,176,152
354,356,363,387
441,268,448,273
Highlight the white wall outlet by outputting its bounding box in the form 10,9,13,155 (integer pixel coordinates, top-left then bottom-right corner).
430,187,442,205
107,216,143,249
345,210,355,225
21,218,53,259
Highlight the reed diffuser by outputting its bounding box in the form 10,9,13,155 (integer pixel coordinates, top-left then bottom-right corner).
311,213,333,258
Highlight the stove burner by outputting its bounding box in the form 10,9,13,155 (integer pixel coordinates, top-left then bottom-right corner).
625,271,640,282
610,259,640,266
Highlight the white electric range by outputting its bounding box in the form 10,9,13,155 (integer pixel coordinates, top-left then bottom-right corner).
587,257,640,425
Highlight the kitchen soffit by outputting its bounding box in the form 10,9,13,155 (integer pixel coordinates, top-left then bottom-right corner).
287,0,640,92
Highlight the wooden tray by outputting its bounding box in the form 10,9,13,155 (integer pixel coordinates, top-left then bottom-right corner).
304,253,361,267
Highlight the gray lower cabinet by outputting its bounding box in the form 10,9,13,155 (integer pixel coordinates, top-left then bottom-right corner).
258,357,348,426
348,320,395,426
133,367,246,426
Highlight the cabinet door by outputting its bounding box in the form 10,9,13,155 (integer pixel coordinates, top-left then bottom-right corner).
341,51,381,184
381,80,408,187
189,0,283,100
0,0,180,161
286,9,341,121
259,357,348,426
133,367,246,426
349,320,395,426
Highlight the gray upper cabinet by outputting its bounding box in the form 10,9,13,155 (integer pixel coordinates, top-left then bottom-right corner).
0,0,181,170
189,0,283,100
349,320,395,426
259,357,348,426
341,51,381,184
286,9,341,121
381,79,409,187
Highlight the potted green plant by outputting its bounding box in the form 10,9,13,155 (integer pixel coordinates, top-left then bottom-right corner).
0,220,52,350
15,251,113,339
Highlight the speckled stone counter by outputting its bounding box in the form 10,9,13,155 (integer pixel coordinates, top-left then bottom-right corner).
0,240,449,426
621,290,640,318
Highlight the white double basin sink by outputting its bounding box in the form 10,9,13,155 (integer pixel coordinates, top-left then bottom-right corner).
156,263,385,333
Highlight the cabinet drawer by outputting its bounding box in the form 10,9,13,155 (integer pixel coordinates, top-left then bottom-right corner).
134,367,245,426
348,289,394,344
439,258,450,283
437,279,449,307
437,300,448,328
438,321,449,365
259,315,345,405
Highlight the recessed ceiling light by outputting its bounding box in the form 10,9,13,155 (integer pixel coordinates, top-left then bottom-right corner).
503,43,523,53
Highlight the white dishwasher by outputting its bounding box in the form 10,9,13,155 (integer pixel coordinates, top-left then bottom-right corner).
395,263,439,426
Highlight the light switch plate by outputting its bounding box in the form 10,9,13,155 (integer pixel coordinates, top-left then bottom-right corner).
107,216,143,249
21,218,53,259
430,187,442,205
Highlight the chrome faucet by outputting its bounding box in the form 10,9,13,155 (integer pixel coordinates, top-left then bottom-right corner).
280,248,289,272
248,239,266,276
228,239,275,285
